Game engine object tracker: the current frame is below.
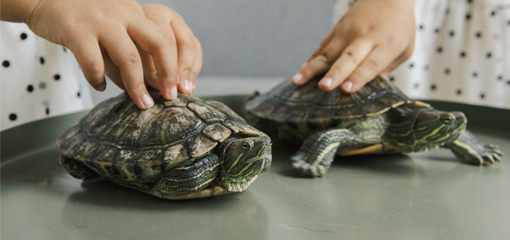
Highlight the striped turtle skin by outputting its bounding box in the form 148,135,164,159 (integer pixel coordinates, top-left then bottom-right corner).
246,76,503,177
57,90,271,199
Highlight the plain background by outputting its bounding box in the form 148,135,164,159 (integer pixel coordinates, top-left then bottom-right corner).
89,0,336,103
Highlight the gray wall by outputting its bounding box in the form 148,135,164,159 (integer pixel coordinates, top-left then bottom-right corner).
137,0,335,78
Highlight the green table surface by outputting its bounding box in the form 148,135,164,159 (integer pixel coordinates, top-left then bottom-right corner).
2,95,509,240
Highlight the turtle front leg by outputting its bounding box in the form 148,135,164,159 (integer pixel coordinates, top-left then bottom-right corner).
154,153,222,199
292,129,355,178
443,130,504,166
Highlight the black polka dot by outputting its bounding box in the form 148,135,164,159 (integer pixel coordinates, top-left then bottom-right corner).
480,93,485,99
419,25,424,30
414,83,419,89
466,14,471,20
63,47,68,53
20,33,28,40
475,32,482,38
54,74,61,81
27,85,34,92
456,89,462,95
507,80,510,85
460,51,466,58
9,113,17,121
3,60,10,67
389,76,395,82
437,47,443,53
497,75,503,81
467,0,472,3
424,65,430,70
486,52,492,58
39,57,45,65
39,82,47,89
491,11,496,16
449,31,455,37
77,92,81,98
45,108,50,115
409,63,414,68
431,84,437,90
444,68,450,75
434,28,440,33
472,72,478,77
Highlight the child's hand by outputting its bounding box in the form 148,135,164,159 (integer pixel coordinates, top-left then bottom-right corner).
25,0,202,109
292,0,415,93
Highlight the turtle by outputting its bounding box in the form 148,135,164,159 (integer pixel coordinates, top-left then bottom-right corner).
246,75,503,178
57,89,272,200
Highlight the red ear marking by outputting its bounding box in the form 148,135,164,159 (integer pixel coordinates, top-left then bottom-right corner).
417,112,436,122
227,144,238,150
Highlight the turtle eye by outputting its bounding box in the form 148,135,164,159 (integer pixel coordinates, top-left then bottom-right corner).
440,113,455,124
242,142,251,150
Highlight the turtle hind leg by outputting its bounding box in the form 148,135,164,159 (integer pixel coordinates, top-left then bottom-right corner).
155,153,221,198
443,130,504,166
292,129,355,178
59,156,99,181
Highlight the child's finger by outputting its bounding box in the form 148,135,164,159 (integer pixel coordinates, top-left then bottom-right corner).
171,15,200,95
292,39,345,86
101,28,152,109
137,45,158,89
103,51,125,90
68,36,106,91
318,39,373,91
128,20,178,100
341,47,395,94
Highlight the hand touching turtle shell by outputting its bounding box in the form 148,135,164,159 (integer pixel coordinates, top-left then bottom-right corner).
2,0,202,109
292,0,415,94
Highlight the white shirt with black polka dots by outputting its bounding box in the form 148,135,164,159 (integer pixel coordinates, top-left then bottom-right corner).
1,22,93,131
335,0,510,109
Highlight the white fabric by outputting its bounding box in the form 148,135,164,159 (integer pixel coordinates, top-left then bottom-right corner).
1,22,93,131
335,0,510,109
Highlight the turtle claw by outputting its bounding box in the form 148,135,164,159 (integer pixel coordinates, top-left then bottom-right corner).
466,145,503,166
291,152,328,178
293,162,327,178
446,131,504,166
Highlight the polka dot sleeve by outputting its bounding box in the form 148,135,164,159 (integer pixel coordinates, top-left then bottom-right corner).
1,22,93,131
334,0,510,109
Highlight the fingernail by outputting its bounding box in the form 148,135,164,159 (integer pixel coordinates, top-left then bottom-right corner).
292,73,303,83
97,82,106,92
170,86,178,99
185,79,193,93
142,94,154,108
321,77,333,87
342,81,353,92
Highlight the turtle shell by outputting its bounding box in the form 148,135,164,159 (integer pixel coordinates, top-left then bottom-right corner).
246,76,419,124
57,89,262,183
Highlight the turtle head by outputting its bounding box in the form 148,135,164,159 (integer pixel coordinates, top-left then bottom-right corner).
397,108,467,152
215,135,272,192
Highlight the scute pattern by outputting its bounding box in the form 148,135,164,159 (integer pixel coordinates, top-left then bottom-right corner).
57,89,249,179
246,76,413,123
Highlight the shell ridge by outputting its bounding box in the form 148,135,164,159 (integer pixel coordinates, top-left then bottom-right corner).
138,107,166,148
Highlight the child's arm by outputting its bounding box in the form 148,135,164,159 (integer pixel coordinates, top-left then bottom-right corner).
292,0,415,93
1,0,202,109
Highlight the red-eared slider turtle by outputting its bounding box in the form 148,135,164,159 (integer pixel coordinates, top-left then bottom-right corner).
246,76,503,178
57,90,272,199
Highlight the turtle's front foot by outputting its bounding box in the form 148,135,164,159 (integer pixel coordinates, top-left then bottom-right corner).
291,152,329,178
466,144,504,166
445,131,504,166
